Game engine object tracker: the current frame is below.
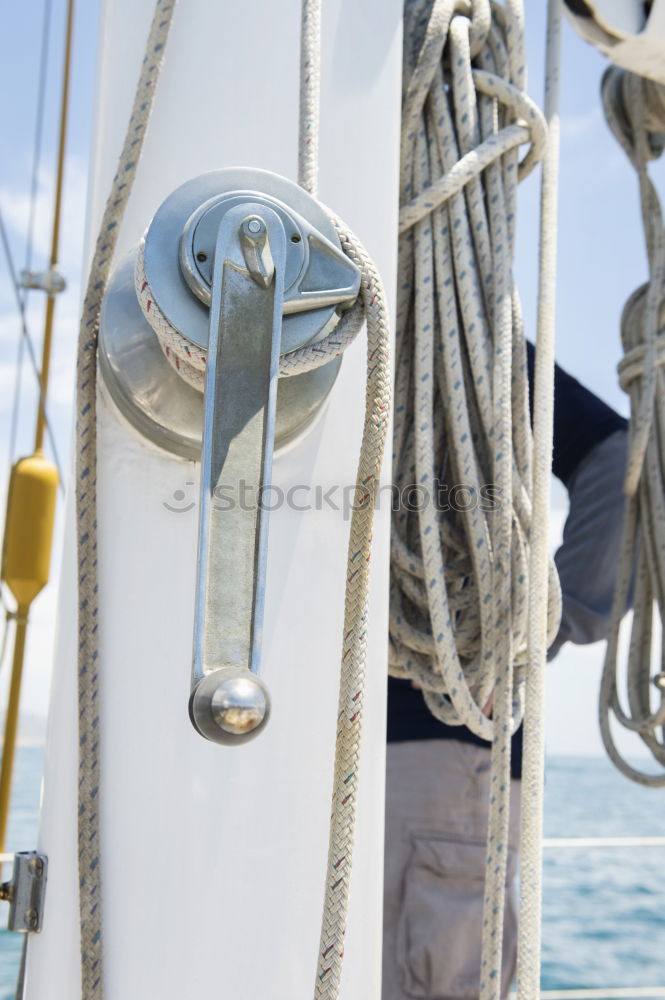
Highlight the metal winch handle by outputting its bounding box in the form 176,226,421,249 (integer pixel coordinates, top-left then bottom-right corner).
189,203,286,745
99,167,360,744
99,168,361,745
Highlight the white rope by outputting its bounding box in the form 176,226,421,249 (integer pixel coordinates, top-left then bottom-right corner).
394,2,561,997
517,2,562,996
132,0,363,391
599,66,665,787
134,237,365,389
298,0,321,197
392,0,559,736
312,231,390,1000
75,3,179,996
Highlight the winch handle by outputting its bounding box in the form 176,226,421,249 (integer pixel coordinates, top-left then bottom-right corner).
188,203,285,745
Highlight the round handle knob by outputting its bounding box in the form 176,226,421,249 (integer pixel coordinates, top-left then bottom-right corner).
189,668,271,746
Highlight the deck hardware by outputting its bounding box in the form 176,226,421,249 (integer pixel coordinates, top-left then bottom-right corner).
99,168,360,459
0,851,48,932
98,169,360,743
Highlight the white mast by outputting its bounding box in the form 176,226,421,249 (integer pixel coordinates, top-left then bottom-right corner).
25,0,402,997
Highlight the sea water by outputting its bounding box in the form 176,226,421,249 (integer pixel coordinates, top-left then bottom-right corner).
0,750,663,999
541,757,665,995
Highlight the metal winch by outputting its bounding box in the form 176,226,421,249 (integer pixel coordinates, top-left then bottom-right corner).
99,167,361,746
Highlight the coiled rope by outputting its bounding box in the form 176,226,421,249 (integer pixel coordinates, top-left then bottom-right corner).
75,4,179,997
392,2,561,997
600,66,665,787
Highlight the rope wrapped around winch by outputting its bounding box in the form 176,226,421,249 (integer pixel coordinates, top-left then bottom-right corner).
134,232,367,389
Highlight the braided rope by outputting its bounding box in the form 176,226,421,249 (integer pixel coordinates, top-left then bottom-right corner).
394,2,561,996
75,3,178,996
517,2,562,994
312,225,390,1000
134,238,366,390
299,0,321,197
393,0,559,752
599,66,665,787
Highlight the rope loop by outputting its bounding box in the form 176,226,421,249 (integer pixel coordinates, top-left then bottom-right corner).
392,0,560,741
600,64,665,786
393,5,562,996
467,0,491,58
617,284,665,395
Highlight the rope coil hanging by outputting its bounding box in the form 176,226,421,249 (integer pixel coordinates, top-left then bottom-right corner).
391,0,560,741
391,2,561,997
600,66,665,787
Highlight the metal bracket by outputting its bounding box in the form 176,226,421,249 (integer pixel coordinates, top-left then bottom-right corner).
19,269,66,295
0,851,48,932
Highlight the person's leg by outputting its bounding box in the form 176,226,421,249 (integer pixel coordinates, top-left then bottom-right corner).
382,740,521,1000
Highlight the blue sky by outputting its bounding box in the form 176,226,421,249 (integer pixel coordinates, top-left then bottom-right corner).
0,0,660,759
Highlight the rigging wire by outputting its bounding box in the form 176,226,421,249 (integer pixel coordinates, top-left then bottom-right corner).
24,0,54,288
8,0,54,467
8,338,25,475
0,210,64,491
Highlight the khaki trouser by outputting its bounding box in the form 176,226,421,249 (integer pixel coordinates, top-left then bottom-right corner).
383,740,521,1000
